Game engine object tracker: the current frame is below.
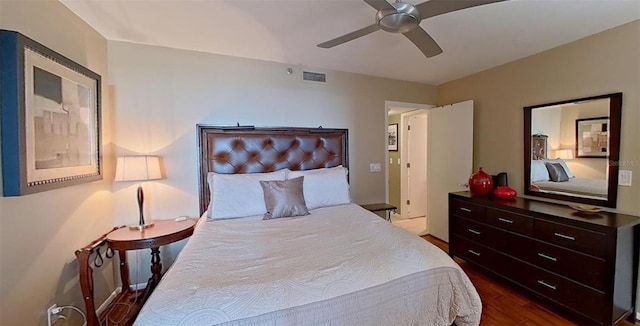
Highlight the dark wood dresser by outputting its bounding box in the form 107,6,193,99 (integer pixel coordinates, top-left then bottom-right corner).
449,191,640,325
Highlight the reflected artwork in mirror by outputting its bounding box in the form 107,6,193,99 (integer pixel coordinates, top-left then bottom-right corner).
524,93,622,208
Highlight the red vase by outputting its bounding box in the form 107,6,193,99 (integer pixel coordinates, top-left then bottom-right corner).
469,167,494,196
494,186,517,199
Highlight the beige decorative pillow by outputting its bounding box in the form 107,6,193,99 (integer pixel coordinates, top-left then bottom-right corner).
260,177,309,220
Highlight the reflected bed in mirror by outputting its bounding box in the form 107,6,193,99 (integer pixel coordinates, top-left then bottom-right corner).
524,93,622,208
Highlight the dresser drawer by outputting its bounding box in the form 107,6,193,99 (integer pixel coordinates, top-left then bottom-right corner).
508,259,607,323
450,199,486,222
451,216,508,252
486,207,533,235
451,235,507,276
535,219,607,258
508,233,607,290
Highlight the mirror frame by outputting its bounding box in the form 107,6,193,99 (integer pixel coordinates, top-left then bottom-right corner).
523,93,622,208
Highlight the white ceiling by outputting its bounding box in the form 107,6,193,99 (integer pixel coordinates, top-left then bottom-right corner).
60,0,640,85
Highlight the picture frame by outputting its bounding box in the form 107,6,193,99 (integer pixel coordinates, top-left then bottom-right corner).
388,123,398,151
575,117,608,158
1,30,102,196
531,134,548,160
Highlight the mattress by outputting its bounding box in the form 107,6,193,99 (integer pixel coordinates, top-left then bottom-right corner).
534,177,607,199
134,204,481,326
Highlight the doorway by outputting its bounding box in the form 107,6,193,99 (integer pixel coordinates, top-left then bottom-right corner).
385,100,474,240
386,101,432,235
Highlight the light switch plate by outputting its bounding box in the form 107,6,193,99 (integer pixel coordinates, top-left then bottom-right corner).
369,163,381,172
619,170,632,186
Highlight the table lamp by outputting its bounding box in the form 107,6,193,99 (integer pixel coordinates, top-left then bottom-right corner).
115,155,162,230
554,149,574,160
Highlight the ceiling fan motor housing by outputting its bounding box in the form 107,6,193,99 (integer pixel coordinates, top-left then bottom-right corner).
376,2,422,33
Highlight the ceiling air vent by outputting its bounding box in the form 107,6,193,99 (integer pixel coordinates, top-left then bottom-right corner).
302,71,326,83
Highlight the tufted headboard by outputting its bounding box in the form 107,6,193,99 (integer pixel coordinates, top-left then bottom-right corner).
197,126,349,215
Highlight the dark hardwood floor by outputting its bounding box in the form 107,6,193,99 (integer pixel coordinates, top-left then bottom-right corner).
421,235,639,326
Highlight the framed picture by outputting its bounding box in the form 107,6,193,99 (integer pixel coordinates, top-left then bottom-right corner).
531,134,548,160
388,123,398,151
575,117,608,158
1,30,102,196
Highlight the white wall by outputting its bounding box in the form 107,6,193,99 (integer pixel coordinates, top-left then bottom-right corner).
531,106,562,149
108,41,437,281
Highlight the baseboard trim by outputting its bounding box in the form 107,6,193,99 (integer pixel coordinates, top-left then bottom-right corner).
129,282,146,291
96,288,120,315
636,311,639,321
96,282,147,315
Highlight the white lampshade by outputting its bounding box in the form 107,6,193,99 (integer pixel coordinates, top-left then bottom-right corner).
114,156,162,182
554,149,574,160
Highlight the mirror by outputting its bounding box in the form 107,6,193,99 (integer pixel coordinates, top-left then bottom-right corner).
524,93,622,208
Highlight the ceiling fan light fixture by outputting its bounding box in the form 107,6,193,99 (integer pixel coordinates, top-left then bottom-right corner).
376,2,421,33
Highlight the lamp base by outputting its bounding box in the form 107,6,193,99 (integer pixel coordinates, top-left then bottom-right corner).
128,222,155,231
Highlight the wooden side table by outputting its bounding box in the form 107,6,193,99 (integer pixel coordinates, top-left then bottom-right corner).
76,218,196,325
361,203,397,222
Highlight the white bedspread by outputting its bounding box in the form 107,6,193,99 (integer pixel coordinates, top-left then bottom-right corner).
534,177,607,199
135,204,481,326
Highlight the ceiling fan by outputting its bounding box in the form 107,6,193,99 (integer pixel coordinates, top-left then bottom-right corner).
317,0,507,58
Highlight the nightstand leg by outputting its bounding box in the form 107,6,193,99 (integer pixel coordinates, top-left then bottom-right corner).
149,247,162,291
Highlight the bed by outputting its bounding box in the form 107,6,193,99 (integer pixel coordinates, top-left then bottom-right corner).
533,178,607,199
529,159,607,199
134,126,482,326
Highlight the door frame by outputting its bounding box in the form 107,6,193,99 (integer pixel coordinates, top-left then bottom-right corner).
384,101,434,218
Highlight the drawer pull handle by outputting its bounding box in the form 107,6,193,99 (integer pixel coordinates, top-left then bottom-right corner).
537,253,557,262
467,250,481,256
460,207,472,213
554,232,575,241
537,280,557,290
498,217,514,224
468,229,481,235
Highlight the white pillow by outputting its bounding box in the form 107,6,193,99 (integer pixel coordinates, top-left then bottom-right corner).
531,160,551,182
544,159,574,178
288,166,351,210
208,169,289,219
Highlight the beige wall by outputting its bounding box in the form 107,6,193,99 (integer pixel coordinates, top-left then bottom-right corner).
107,41,437,282
437,19,640,313
438,20,639,214
559,102,609,179
388,114,402,212
0,0,115,325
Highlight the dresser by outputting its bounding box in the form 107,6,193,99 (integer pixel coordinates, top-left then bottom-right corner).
449,191,640,325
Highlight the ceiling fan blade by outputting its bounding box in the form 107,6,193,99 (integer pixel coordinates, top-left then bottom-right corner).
363,0,395,11
403,27,443,58
416,0,507,19
317,24,380,48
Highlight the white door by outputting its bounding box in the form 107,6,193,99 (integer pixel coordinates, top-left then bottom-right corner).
427,101,474,241
407,114,428,219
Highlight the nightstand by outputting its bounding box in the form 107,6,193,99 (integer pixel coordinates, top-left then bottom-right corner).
361,203,397,222
76,218,196,325
107,218,196,295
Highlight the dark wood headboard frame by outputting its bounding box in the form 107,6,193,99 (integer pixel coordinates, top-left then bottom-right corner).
197,125,349,215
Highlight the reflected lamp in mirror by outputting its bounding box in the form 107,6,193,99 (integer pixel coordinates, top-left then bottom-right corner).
115,156,163,230
554,149,574,160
